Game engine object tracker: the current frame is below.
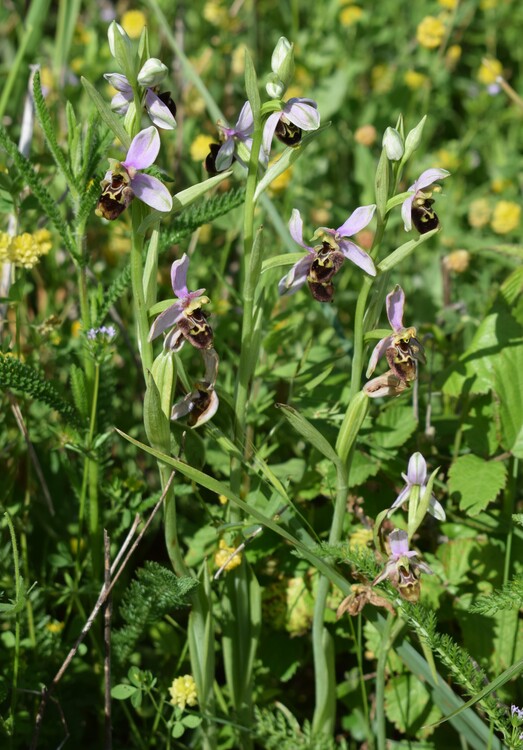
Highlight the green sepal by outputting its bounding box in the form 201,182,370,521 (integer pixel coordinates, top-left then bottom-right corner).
150,350,176,420
403,114,427,162
335,390,369,466
377,227,438,272
412,467,439,537
374,147,389,222
385,191,412,214
144,370,171,453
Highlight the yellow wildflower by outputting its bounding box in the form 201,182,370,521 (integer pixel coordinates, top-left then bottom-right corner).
491,201,521,234
71,321,82,338
218,493,228,505
190,135,213,162
444,249,470,273
478,58,502,85
354,124,377,146
0,232,11,263
231,45,246,76
168,675,198,710
446,44,462,67
438,0,457,8
9,230,52,269
404,69,428,90
339,5,363,27
436,148,460,171
349,527,373,550
490,177,511,194
121,10,146,39
371,64,394,94
214,539,242,572
480,0,498,9
416,16,445,49
46,621,65,634
203,1,229,27
468,198,491,228
268,158,293,194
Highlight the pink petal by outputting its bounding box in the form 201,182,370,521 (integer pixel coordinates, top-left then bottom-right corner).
235,101,254,134
337,205,376,238
401,195,414,231
278,254,314,295
148,302,184,340
103,73,132,93
145,90,177,130
415,168,450,192
122,126,160,170
283,98,320,131
215,139,235,172
130,173,172,212
386,285,405,331
110,91,132,114
262,112,281,161
339,240,376,276
406,452,427,486
388,529,410,557
366,335,393,377
288,208,314,251
171,254,189,297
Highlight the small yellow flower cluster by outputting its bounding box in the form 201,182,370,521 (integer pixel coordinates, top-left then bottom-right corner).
349,527,373,550
0,229,52,269
339,5,363,27
444,249,471,273
404,70,428,90
446,44,462,67
190,135,213,162
214,539,242,572
168,675,198,711
416,16,446,49
478,58,502,85
121,10,146,39
468,198,491,228
46,620,65,634
491,201,521,234
371,64,394,94
438,0,457,8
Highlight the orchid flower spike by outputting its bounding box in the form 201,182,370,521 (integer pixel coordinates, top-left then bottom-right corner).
278,206,376,302
213,101,254,172
96,127,172,220
401,168,450,233
366,285,425,384
104,70,177,130
148,253,213,351
263,97,320,158
389,452,446,521
373,529,433,602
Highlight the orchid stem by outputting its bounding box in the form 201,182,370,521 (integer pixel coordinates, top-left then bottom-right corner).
130,202,153,378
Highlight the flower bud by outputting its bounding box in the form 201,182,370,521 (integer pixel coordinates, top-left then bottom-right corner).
266,73,286,99
137,58,168,87
404,115,427,160
108,21,131,59
382,126,404,161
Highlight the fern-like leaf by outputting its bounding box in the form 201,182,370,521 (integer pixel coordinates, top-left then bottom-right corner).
113,561,198,665
0,355,81,427
470,576,523,615
0,124,77,260
33,71,76,191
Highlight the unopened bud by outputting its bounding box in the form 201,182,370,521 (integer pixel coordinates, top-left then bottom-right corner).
382,126,404,161
138,58,168,87
267,36,294,97
404,115,427,160
266,73,286,99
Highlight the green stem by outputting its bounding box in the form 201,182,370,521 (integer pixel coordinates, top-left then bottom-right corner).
130,202,153,377
87,363,101,573
5,511,21,743
375,613,397,750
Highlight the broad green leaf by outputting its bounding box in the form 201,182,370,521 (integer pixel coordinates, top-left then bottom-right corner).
385,673,442,736
493,343,523,458
372,405,417,449
182,715,202,729
111,684,137,700
336,391,369,465
143,373,171,453
448,455,507,516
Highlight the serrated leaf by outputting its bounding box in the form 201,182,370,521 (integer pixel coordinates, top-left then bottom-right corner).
385,673,441,736
448,455,507,515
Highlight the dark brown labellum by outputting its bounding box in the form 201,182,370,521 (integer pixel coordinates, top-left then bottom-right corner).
204,143,221,175
386,346,416,383
411,198,440,234
275,118,302,146
158,91,177,119
177,308,214,349
188,388,214,427
307,244,345,303
95,174,134,221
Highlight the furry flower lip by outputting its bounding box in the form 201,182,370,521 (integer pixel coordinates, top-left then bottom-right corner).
148,254,213,351
96,126,172,220
373,529,433,602
279,205,376,302
366,285,425,384
401,168,450,233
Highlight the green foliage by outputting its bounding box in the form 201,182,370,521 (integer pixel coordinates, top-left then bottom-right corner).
113,562,198,665
0,354,81,426
470,576,523,616
254,706,348,750
448,455,508,515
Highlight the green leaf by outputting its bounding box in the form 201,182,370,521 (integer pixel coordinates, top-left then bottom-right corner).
182,714,202,729
81,77,131,150
69,364,89,419
374,148,389,221
261,252,305,273
448,455,507,515
111,684,137,700
385,673,441,736
385,191,412,214
171,722,185,739
377,228,439,273
276,403,341,468
143,372,171,454
493,342,523,457
372,404,417,448
335,391,369,466
244,48,261,119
